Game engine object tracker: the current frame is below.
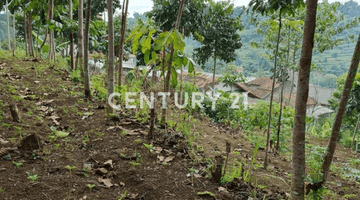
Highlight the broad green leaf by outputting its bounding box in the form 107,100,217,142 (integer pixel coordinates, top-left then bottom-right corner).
55,131,69,138
144,50,150,64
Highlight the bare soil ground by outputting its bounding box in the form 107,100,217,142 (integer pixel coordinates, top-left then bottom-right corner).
0,56,359,200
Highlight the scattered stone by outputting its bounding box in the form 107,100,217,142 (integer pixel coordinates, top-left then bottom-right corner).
9,103,20,122
119,182,125,187
0,138,9,145
100,178,113,188
34,81,40,84
164,155,175,163
107,171,117,178
95,168,108,176
103,160,113,169
157,155,164,162
127,193,138,199
18,134,41,152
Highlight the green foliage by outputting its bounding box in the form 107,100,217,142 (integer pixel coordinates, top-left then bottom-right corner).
194,1,242,70
26,172,38,182
13,161,23,167
70,70,83,83
306,145,327,184
221,161,243,184
86,184,95,192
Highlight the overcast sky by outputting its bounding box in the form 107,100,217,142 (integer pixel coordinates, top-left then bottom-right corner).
126,0,360,16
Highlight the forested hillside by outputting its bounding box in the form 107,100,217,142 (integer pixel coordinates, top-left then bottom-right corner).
183,0,360,88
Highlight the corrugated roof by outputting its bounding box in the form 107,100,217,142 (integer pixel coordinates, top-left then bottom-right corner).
234,82,261,99
178,71,217,91
247,77,281,99
282,93,317,108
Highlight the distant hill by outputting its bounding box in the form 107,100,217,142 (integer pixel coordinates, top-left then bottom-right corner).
184,0,360,88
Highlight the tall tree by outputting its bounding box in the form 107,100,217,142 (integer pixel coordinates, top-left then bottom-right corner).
193,1,242,97
48,0,55,60
24,13,28,56
319,32,360,188
160,0,186,125
6,0,11,51
27,12,34,56
118,0,129,86
69,0,74,69
264,9,282,168
78,0,84,70
292,0,318,198
106,0,115,114
83,0,91,98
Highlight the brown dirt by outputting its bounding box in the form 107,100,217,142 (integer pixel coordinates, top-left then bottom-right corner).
1,56,359,200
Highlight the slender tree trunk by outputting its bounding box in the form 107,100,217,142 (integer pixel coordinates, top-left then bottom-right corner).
118,0,129,86
292,0,318,198
83,0,92,99
161,0,185,126
13,13,16,56
179,28,185,103
162,48,166,90
27,13,34,57
6,0,11,51
24,13,28,56
69,0,74,69
106,0,115,114
48,0,55,60
142,66,154,89
264,10,282,168
276,72,285,150
36,24,40,57
288,41,298,105
276,25,291,150
149,69,156,140
180,65,183,103
78,0,84,72
351,117,360,148
75,51,79,70
320,32,360,184
212,54,217,97
39,30,48,54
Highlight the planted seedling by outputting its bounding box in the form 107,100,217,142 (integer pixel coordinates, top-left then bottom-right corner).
83,167,90,177
26,172,38,182
86,184,95,192
118,190,128,200
13,161,23,167
65,165,76,176
54,143,60,149
121,130,127,137
96,132,104,137
143,143,155,153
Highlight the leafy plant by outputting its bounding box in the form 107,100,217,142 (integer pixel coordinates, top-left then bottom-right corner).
26,172,38,182
83,167,90,177
65,165,76,176
13,161,23,167
86,184,95,192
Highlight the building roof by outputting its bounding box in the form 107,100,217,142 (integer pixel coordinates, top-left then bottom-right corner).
247,77,281,99
178,71,217,91
308,84,335,106
234,82,261,99
306,106,334,119
283,93,317,108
